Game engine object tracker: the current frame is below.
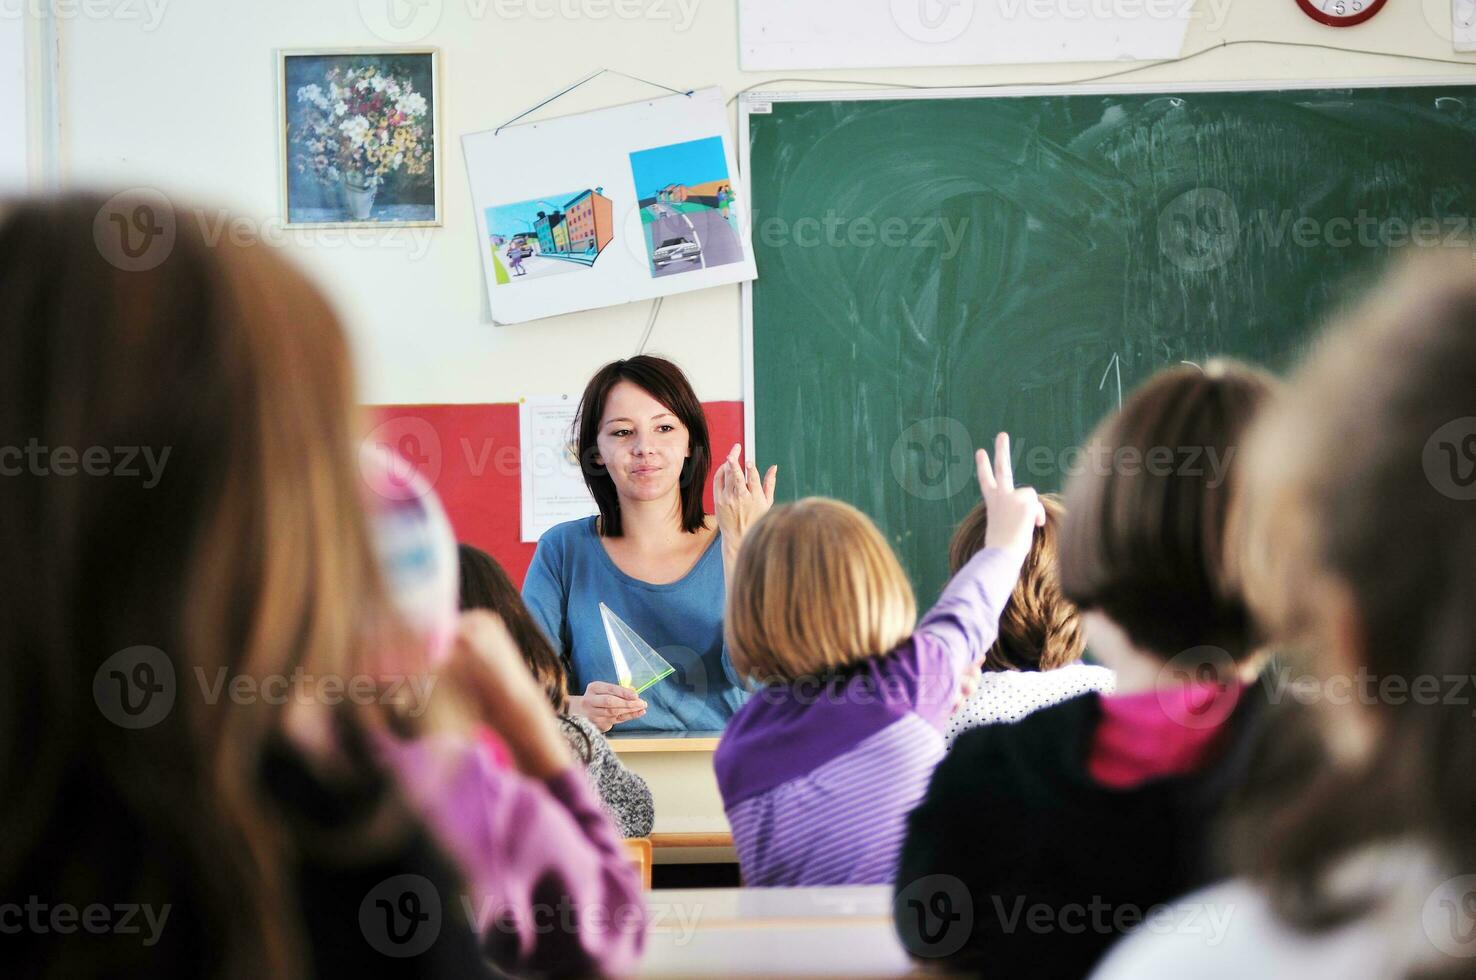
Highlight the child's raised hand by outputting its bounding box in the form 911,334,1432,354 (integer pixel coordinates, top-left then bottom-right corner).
977,432,1045,562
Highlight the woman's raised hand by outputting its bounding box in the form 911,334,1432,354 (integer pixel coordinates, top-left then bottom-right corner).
714,443,778,543
977,432,1045,562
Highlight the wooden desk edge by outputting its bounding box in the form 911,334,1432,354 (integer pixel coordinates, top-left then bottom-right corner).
608,736,721,753
648,832,733,849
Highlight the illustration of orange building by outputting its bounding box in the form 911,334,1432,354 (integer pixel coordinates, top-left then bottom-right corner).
563,188,614,255
684,179,732,208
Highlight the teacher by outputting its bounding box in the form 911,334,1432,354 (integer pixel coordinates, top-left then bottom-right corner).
522,355,776,732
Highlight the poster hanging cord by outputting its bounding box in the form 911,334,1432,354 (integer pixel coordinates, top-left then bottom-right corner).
635,297,663,356
496,69,694,135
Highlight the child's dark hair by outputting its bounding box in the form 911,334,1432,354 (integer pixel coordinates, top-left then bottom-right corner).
456,544,591,762
1058,360,1278,663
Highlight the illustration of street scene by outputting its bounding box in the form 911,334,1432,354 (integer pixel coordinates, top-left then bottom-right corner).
486,188,614,284
628,136,743,278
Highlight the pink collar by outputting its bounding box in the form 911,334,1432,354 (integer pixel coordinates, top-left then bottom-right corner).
1088,681,1245,789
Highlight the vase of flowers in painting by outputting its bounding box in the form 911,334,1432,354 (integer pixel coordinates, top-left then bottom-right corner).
341,172,380,220
291,62,432,224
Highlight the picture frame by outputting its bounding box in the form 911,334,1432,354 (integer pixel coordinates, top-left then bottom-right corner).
277,47,442,228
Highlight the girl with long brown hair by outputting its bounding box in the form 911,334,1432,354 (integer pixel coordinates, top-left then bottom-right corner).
0,192,642,979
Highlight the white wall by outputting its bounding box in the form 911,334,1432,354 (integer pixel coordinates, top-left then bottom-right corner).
50,0,1476,404
0,13,29,190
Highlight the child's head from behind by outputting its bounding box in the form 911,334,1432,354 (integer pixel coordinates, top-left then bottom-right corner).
457,543,569,713
1239,254,1476,776
726,498,916,683
0,192,399,722
1223,254,1476,916
949,493,1083,672
1059,360,1278,666
0,191,406,976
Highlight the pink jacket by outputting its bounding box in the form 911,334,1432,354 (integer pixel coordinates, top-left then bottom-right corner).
378,733,647,977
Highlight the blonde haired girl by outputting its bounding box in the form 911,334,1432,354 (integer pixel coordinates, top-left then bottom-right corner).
714,434,1041,886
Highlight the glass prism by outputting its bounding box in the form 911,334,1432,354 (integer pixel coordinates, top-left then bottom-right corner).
599,602,676,694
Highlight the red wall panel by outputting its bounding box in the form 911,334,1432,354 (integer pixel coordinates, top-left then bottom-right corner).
367,401,744,586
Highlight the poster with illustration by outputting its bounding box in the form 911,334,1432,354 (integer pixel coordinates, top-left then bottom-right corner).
463,87,756,324
629,136,744,278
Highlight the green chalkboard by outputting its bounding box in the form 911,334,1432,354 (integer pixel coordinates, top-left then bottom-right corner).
745,82,1476,603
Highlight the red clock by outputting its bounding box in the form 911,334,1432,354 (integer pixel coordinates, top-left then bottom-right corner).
1295,0,1389,27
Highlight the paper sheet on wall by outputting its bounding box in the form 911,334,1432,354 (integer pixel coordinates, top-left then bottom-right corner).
738,0,1192,70
519,396,597,543
465,87,757,324
1457,0,1476,52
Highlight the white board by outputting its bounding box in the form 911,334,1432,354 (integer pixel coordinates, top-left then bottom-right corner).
738,0,1193,71
464,87,757,325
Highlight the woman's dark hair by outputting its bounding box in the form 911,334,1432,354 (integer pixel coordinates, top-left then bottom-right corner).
948,494,1084,672
456,544,591,762
574,355,711,537
1058,360,1278,663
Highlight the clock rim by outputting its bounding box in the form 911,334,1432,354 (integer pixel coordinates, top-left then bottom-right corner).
1294,0,1389,27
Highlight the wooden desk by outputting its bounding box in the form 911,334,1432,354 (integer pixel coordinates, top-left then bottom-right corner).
607,731,722,754
609,730,732,865
639,885,932,978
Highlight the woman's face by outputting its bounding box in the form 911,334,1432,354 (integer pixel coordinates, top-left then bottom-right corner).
594,380,691,505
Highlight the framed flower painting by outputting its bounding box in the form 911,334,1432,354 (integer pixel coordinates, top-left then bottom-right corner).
278,48,442,228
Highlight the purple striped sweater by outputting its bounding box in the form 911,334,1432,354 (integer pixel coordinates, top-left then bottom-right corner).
713,546,1024,886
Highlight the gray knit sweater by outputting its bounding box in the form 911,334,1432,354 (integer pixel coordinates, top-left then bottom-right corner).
560,714,655,838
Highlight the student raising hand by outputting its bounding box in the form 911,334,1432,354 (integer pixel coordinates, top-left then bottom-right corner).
976,433,1045,562
443,610,575,780
713,436,1038,887
396,607,649,974
448,610,646,750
